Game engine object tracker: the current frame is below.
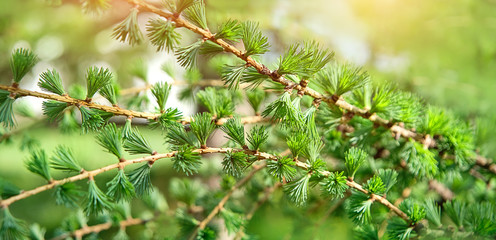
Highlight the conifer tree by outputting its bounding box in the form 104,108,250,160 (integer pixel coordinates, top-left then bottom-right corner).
0,0,495,239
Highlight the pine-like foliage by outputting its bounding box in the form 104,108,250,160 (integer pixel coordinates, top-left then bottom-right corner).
51,146,82,173
151,82,171,113
79,106,104,133
84,180,112,215
127,163,153,196
107,169,135,201
0,208,28,240
85,67,113,100
196,87,235,118
123,127,154,155
321,171,349,199
247,125,268,151
184,1,208,29
0,96,16,129
81,0,109,13
147,18,181,52
38,69,65,95
220,117,245,147
96,123,124,160
112,8,143,46
176,40,202,69
10,48,38,83
267,157,296,182
314,63,369,97
345,147,368,179
241,21,270,56
284,174,311,206
262,92,303,129
190,112,216,148
172,146,202,176
99,83,117,105
222,151,248,177
53,183,82,208
25,150,52,182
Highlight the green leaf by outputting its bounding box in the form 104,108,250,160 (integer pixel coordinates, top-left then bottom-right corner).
423,199,442,227
400,199,426,224
99,83,117,105
96,123,124,160
247,125,268,151
402,141,438,178
42,100,67,122
241,66,269,89
267,157,296,182
51,145,82,173
127,162,153,196
172,146,202,176
107,169,135,201
184,1,208,29
113,228,129,240
122,118,132,139
287,131,308,158
154,107,183,129
443,200,465,228
10,48,38,83
151,82,171,113
221,64,246,89
54,183,83,208
216,19,242,41
85,179,112,215
196,87,235,118
85,67,113,100
81,0,109,13
262,92,304,129
220,117,245,147
220,209,245,234
176,209,199,239
222,151,249,177
25,149,52,182
355,225,379,240
29,223,46,240
386,218,415,240
0,178,21,199
176,40,203,69
130,59,148,82
284,174,311,206
377,169,398,194
112,8,143,46
246,88,265,114
146,18,181,52
0,208,28,240
168,0,195,14
166,123,198,148
347,192,373,224
345,147,368,179
466,202,496,236
321,171,349,199
315,63,369,96
0,97,16,129
364,175,386,195
123,127,155,155
38,69,65,95
241,21,270,56
190,112,216,148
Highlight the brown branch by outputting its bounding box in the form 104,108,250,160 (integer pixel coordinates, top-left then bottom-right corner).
51,216,149,240
0,84,160,120
0,147,275,208
475,155,496,175
428,180,455,201
189,163,267,240
126,0,425,145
